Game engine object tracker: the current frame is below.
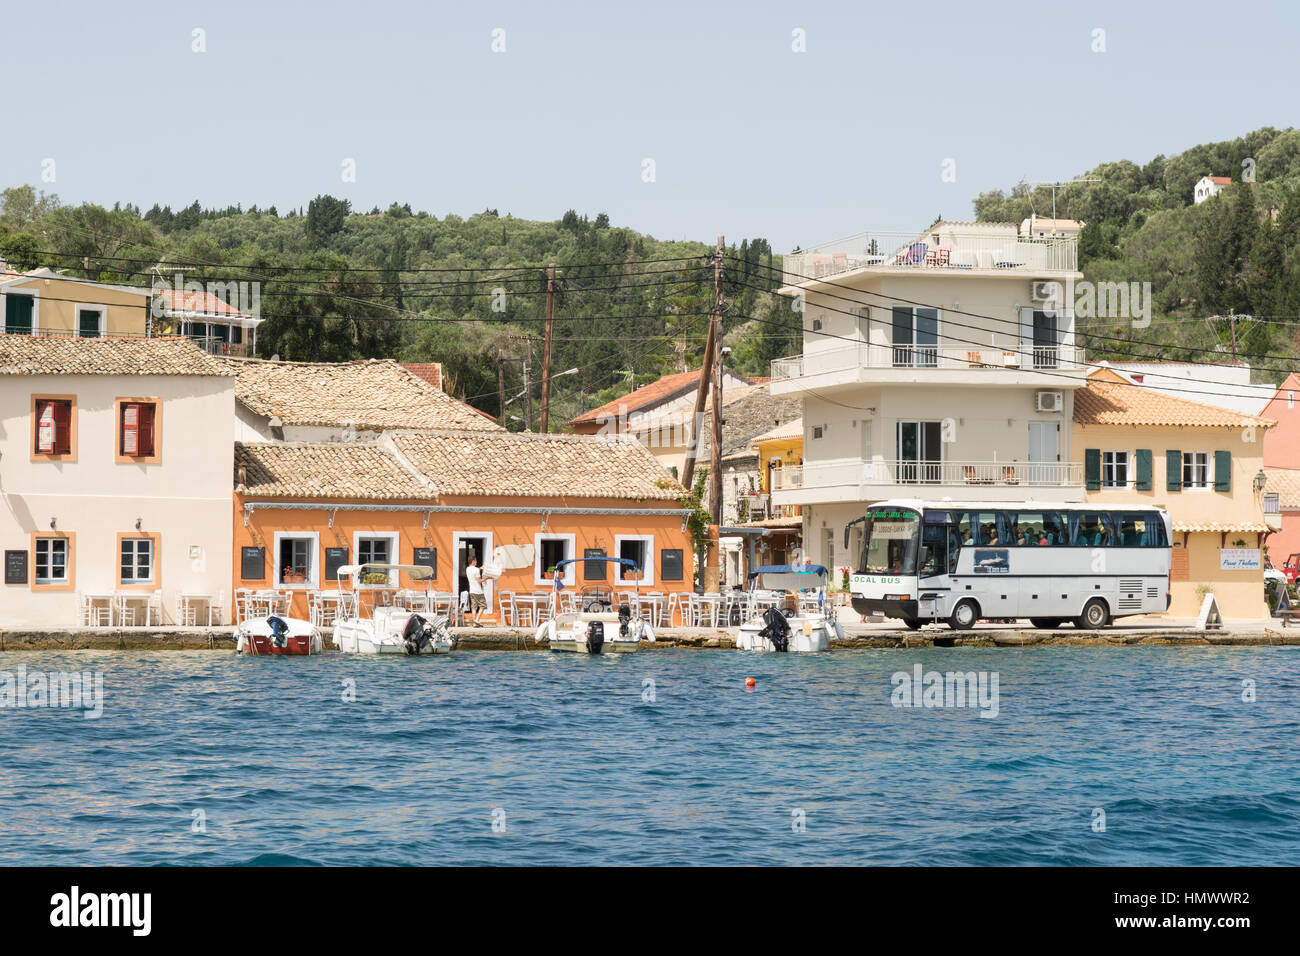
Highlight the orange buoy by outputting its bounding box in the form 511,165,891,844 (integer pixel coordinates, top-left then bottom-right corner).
745,677,756,687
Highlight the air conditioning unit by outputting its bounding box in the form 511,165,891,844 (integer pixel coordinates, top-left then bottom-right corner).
1030,281,1061,302
1035,390,1063,413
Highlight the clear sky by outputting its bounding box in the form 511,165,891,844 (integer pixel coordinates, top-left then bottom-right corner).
3,0,1294,251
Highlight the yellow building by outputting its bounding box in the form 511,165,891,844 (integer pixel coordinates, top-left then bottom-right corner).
737,418,804,567
1,268,151,338
1074,370,1275,620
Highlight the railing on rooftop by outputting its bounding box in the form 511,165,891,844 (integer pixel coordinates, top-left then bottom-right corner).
770,342,1081,381
783,228,1078,285
773,459,1083,491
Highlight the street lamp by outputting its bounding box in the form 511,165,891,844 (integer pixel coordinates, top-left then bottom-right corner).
1254,469,1268,496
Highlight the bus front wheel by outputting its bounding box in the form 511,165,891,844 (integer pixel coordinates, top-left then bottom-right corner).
902,617,923,630
948,599,979,631
1075,598,1109,630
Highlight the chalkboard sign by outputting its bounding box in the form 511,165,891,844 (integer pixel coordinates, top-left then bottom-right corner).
584,548,607,580
5,550,27,585
324,547,349,581
413,547,437,576
240,546,265,580
661,548,684,582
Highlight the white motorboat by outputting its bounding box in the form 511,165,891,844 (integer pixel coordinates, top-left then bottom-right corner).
235,614,324,655
736,565,842,653
534,556,654,654
333,563,455,655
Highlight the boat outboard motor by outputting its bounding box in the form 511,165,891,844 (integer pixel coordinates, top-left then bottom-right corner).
586,620,605,655
758,606,791,652
402,613,432,655
618,603,632,639
267,615,290,648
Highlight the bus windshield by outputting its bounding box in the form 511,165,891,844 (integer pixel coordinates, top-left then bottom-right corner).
861,507,922,575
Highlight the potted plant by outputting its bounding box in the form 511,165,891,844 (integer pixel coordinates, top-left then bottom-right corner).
282,566,306,585
362,571,389,586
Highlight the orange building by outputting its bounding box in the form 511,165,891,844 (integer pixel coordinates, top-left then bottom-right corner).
233,432,694,621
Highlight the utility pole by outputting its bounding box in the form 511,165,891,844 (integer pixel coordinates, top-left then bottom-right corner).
1228,309,1238,361
679,242,720,493
522,353,532,432
496,351,506,426
539,264,556,432
708,235,724,527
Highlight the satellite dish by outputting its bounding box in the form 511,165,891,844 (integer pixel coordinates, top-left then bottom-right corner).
270,353,280,362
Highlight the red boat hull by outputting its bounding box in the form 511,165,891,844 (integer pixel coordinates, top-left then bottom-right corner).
242,634,316,656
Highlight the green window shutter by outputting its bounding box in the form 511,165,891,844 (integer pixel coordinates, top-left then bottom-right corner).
1166,450,1182,492
4,294,34,335
1135,449,1153,491
1215,450,1231,492
1084,449,1101,491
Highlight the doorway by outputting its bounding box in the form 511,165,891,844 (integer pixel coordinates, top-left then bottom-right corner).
1027,421,1060,485
452,531,493,614
897,420,943,484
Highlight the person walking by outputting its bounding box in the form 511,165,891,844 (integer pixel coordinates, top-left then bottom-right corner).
467,554,486,627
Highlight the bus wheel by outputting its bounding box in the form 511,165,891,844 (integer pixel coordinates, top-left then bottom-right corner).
1075,598,1109,630
902,618,923,630
1029,617,1063,629
948,599,979,631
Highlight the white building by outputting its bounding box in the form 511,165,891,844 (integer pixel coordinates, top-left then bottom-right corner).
0,337,236,626
773,221,1088,577
1193,175,1231,204
1098,361,1274,417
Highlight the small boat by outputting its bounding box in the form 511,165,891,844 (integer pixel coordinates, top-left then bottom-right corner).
736,564,842,653
333,563,455,655
535,557,655,654
236,614,324,655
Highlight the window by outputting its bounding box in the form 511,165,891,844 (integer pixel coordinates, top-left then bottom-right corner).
117,400,159,461
355,532,399,585
1071,512,1116,547
1289,390,1295,410
891,306,939,367
3,292,35,334
534,533,575,586
119,537,155,585
76,307,105,338
1183,452,1210,489
1102,451,1129,488
34,537,69,584
1008,511,1067,546
812,425,824,440
1113,513,1167,547
955,511,1004,546
275,532,319,587
615,534,654,586
823,528,835,572
811,318,823,332
32,396,74,458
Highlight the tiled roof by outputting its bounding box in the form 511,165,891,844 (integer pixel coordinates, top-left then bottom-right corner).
751,417,802,445
1172,521,1272,534
402,362,443,390
225,358,502,432
393,432,684,500
732,515,803,529
0,336,235,376
1207,176,1232,185
155,288,253,320
1074,379,1274,429
570,369,753,426
235,441,432,500
1264,468,1300,509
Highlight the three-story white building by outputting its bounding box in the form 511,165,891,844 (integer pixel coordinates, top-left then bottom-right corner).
771,221,1089,572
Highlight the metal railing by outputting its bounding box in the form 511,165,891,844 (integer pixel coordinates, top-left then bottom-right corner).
774,459,1084,491
771,342,1081,381
1264,492,1280,515
783,228,1078,285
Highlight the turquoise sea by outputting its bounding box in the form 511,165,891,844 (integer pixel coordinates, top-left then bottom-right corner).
1,647,1297,865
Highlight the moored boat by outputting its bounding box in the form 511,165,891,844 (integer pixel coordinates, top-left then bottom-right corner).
236,614,324,655
736,565,841,653
534,557,654,654
333,563,455,655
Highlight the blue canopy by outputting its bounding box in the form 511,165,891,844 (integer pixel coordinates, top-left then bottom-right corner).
747,563,829,581
554,556,638,571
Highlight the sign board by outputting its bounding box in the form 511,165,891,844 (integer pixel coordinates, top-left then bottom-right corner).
972,548,1010,574
1196,593,1223,630
584,548,607,580
240,546,265,580
412,547,436,576
1219,548,1262,571
5,550,28,585
661,548,684,581
324,547,349,581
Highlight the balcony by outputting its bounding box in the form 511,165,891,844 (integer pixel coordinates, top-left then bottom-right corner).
782,227,1077,286
770,341,1086,393
772,459,1085,505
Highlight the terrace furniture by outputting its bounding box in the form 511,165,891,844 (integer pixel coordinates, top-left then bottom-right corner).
178,592,215,626
114,592,154,627
80,592,114,627
895,242,927,266
1001,466,1020,485
926,245,951,267
498,591,517,626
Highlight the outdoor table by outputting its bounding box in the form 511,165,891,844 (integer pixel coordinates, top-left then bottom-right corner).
179,593,215,626
83,593,116,627
114,592,154,627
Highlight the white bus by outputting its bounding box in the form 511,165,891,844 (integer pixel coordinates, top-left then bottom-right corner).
845,499,1172,630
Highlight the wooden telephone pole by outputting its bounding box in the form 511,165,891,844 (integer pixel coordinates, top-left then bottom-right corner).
708,236,724,526
539,264,556,432
680,236,724,493
496,351,506,426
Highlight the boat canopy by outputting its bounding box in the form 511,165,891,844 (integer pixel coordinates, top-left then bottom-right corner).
337,563,434,581
747,564,829,591
554,556,638,572
748,564,829,579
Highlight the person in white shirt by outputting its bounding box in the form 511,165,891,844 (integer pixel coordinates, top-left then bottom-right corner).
466,555,486,626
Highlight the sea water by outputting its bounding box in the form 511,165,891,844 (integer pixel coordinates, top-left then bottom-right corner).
1,646,1297,865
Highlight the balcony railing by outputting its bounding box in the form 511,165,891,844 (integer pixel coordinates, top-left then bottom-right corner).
774,459,1083,492
771,342,1081,381
1264,492,1280,515
783,228,1078,285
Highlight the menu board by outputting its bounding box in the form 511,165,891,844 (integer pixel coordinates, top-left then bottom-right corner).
240,547,265,580
324,547,349,581
584,548,607,580
5,550,27,585
413,547,436,576
661,548,684,581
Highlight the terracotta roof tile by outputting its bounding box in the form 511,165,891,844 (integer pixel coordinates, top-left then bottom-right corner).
393,431,684,500
235,442,431,499
1074,379,1274,429
155,288,253,319
224,358,501,432
402,362,443,390
570,368,753,426
1172,521,1272,534
1264,468,1300,509
0,336,235,376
